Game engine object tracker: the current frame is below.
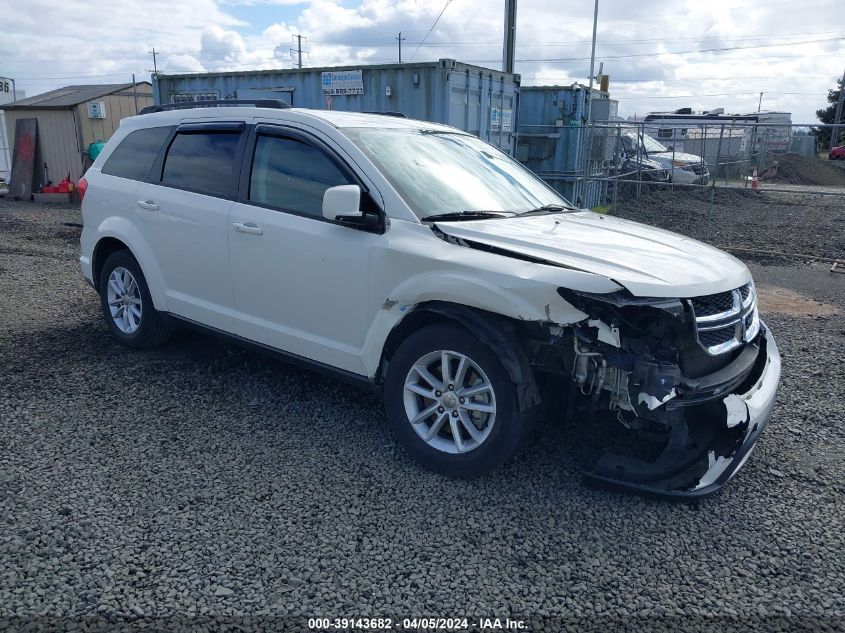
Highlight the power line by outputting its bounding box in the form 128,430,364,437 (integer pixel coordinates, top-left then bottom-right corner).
4,30,840,68
459,36,845,65
408,0,454,62
523,75,834,83
310,29,842,48
615,91,829,100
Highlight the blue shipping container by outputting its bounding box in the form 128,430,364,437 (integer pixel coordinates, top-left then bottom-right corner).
517,85,614,207
153,59,520,155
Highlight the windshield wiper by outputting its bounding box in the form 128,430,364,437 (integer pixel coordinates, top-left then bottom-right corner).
519,204,578,217
421,210,516,222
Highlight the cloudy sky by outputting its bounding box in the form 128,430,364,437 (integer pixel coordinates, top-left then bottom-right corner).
2,0,844,122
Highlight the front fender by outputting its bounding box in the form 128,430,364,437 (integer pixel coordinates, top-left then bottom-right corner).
359,270,589,379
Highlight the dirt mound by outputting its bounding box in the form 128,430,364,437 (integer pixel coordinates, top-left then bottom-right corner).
770,154,845,186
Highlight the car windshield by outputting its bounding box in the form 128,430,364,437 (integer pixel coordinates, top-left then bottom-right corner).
623,131,669,155
340,127,570,219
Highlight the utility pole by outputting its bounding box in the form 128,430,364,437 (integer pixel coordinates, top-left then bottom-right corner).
831,67,845,147
297,34,303,69
502,0,517,74
585,0,599,124
148,47,158,75
757,92,763,112
396,31,405,64
132,74,139,113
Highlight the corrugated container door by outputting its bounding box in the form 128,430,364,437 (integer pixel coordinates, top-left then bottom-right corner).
448,68,468,130
480,72,515,155
467,74,482,136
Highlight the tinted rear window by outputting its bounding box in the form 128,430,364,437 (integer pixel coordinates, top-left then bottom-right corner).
101,126,173,181
161,131,241,197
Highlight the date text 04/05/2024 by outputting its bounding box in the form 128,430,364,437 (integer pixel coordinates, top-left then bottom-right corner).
307,617,527,630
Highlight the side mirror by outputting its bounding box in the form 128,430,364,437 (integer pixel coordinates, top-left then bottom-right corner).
322,185,362,222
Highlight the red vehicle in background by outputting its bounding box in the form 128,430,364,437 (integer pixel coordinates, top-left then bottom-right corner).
829,145,845,160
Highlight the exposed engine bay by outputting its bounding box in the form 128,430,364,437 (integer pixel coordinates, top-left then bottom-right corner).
518,283,778,498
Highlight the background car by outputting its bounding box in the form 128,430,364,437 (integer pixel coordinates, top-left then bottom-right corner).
829,145,845,160
621,130,710,185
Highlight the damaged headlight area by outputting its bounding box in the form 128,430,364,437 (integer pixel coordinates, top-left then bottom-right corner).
520,286,779,499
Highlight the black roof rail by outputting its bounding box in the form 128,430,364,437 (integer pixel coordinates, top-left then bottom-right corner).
140,99,290,115
363,111,407,118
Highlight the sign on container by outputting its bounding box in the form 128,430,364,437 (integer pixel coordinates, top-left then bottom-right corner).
322,70,364,96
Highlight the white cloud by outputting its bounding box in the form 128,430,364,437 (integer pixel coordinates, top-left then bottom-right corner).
2,0,843,122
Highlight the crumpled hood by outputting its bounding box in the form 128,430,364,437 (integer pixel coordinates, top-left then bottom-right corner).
436,211,750,298
651,151,702,164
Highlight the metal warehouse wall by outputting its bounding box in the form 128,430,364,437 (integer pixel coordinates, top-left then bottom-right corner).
3,109,79,186
76,91,153,153
153,60,519,155
4,89,153,184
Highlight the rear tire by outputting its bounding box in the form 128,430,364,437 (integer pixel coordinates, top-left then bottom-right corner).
384,323,534,477
99,250,171,349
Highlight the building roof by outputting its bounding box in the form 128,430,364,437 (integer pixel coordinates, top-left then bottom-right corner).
1,83,153,110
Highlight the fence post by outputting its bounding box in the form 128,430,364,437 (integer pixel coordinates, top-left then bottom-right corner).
636,122,643,198
744,127,752,188
613,125,621,213
670,137,676,194
701,124,708,194
707,124,725,243
583,120,593,208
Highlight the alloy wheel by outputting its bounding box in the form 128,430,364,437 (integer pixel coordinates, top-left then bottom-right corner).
106,267,142,334
403,349,497,454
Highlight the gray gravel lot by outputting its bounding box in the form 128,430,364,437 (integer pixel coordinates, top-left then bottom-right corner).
612,188,844,263
1,196,844,632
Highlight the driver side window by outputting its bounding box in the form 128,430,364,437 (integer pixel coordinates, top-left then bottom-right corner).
249,134,352,218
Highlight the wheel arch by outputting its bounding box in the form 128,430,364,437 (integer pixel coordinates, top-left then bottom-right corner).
92,236,131,288
377,301,541,412
91,222,168,310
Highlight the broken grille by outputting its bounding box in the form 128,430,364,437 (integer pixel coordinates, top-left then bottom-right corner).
688,282,759,356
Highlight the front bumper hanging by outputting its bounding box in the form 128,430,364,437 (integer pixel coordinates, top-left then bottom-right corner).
584,324,781,499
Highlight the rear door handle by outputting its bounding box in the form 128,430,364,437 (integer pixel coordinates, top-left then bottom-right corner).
137,200,159,211
233,222,264,236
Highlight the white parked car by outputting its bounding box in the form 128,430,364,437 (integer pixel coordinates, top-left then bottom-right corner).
621,130,710,185
78,102,779,498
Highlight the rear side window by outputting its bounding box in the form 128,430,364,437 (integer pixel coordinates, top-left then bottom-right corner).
249,135,352,217
162,131,241,197
101,126,173,181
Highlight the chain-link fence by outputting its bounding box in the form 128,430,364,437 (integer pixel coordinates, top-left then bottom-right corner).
584,121,845,207
594,121,844,267
518,120,844,267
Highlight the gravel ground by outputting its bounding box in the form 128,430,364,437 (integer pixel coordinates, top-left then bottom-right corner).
1,198,844,632
612,188,844,264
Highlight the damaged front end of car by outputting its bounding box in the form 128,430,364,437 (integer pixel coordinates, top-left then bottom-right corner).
520,283,781,499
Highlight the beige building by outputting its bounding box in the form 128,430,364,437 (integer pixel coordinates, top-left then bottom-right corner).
1,82,153,184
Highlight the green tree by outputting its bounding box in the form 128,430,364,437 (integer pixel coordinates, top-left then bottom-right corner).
813,77,843,149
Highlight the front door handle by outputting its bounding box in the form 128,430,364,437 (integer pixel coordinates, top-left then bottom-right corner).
233,222,264,236
137,200,159,211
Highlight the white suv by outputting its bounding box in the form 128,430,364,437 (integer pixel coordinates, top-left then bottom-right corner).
79,103,780,498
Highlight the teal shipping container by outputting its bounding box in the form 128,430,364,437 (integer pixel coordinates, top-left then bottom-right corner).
152,59,520,155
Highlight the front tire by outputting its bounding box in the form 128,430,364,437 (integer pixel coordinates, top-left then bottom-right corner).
99,250,171,349
384,324,533,477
